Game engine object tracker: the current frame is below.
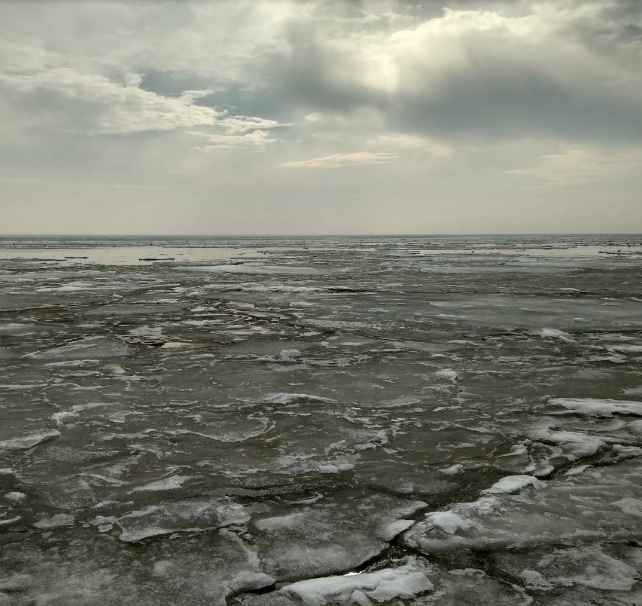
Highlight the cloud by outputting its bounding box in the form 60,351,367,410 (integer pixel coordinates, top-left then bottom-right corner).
193,130,277,150
509,146,642,187
0,37,284,138
279,151,398,168
368,133,452,155
263,3,642,142
0,177,164,191
0,66,219,134
1,0,642,234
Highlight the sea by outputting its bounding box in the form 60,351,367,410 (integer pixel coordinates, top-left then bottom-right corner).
1,234,641,604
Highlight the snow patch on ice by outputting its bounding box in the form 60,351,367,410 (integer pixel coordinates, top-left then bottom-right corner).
439,464,464,475
34,513,75,529
281,559,433,605
4,491,26,503
482,475,544,495
424,511,471,534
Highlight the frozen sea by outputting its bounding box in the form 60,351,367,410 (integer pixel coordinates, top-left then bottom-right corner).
1,234,642,605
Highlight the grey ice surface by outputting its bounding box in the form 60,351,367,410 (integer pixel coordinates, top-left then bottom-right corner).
1,234,642,605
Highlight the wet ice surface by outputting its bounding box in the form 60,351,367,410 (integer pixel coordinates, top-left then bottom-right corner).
1,234,642,605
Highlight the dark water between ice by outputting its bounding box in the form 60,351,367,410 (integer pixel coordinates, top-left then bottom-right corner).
1,234,642,605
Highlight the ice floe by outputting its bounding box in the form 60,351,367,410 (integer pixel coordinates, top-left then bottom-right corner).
552,397,642,417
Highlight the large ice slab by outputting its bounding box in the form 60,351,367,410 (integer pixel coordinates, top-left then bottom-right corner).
403,460,642,555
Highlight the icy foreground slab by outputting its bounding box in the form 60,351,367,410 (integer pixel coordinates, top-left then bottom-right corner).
403,460,642,555
0,528,274,606
252,492,426,581
232,562,534,606
281,558,433,605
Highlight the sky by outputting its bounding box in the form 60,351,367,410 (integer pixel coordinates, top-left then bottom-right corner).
1,0,641,235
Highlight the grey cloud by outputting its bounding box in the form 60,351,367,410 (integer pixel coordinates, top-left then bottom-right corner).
260,2,642,142
621,23,642,40
388,57,642,142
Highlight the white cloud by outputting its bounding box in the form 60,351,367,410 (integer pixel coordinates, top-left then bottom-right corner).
279,151,398,168
0,66,219,134
195,130,276,150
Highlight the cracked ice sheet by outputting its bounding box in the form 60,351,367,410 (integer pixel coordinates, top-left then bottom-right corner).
496,545,640,592
0,527,273,606
251,491,426,581
116,496,249,542
403,459,642,555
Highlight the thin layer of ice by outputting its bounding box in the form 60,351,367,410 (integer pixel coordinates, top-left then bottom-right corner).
116,497,249,542
552,398,642,417
24,336,132,360
0,430,60,451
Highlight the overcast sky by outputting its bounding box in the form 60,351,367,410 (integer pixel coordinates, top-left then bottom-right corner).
1,0,641,235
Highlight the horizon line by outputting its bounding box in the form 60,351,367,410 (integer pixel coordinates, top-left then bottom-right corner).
1,232,642,238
